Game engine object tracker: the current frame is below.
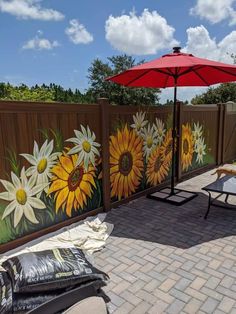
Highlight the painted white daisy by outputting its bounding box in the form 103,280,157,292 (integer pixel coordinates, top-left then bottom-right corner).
21,140,60,195
192,122,203,148
141,124,158,161
66,125,100,170
195,137,206,164
0,168,48,227
154,118,166,145
131,111,148,135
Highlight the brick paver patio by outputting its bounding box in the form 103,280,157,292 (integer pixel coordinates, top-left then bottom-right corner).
95,170,236,314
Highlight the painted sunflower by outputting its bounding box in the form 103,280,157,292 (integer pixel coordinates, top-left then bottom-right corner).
160,129,173,166
181,123,194,171
48,153,96,217
146,145,169,186
110,125,144,200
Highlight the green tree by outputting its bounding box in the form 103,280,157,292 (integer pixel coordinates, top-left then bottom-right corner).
191,83,236,104
87,54,160,106
191,54,236,104
0,83,92,103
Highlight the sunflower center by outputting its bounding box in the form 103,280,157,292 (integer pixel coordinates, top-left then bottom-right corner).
146,136,153,149
119,152,133,176
37,158,47,174
16,189,27,205
154,155,162,173
68,166,84,191
82,140,91,153
183,139,189,155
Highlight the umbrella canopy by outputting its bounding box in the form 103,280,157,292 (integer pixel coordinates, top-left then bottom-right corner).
106,47,236,202
107,47,236,88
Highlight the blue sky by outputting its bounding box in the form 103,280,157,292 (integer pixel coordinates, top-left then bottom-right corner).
0,0,236,102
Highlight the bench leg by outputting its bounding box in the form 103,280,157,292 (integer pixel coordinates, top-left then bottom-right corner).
204,192,211,219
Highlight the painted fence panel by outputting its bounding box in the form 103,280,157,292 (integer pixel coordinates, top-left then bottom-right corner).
223,103,236,163
109,106,173,203
0,101,103,247
180,105,219,178
0,100,235,252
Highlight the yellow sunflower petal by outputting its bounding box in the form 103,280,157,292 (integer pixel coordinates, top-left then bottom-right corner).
66,191,75,217
122,125,129,150
48,179,67,195
110,171,120,198
75,188,84,208
59,155,74,173
55,187,69,213
123,176,129,198
110,165,119,176
117,175,124,200
117,129,125,153
110,144,120,160
80,181,92,198
51,165,69,180
71,154,78,167
110,135,121,155
83,173,96,188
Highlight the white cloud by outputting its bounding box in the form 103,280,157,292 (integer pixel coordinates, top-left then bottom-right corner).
22,33,59,50
183,25,236,63
65,19,93,44
0,0,64,21
190,0,236,25
105,9,179,55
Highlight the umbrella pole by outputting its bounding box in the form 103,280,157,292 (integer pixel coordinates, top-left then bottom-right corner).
170,83,177,195
147,80,197,205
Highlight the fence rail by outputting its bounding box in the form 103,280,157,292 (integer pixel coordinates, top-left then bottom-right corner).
0,99,235,252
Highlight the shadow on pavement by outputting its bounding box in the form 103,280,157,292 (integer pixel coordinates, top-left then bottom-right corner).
105,192,236,249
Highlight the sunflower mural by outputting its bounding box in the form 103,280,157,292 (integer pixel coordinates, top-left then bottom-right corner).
110,112,173,200
110,125,144,200
0,125,102,245
181,122,213,172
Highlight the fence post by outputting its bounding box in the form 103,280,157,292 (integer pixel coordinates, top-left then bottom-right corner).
98,98,111,212
176,101,183,182
216,103,224,165
221,103,227,164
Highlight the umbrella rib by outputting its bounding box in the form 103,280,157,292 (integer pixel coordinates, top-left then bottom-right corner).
125,69,151,86
192,68,210,86
178,65,205,77
153,68,173,76
211,66,236,77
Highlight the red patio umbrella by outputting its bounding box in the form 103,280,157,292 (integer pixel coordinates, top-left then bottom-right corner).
106,47,236,205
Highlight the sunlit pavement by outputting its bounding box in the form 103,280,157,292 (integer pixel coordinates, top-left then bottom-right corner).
95,170,236,313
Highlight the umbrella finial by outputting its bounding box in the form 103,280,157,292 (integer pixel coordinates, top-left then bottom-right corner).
173,47,181,53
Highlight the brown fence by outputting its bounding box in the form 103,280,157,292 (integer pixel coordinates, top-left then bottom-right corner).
0,99,235,252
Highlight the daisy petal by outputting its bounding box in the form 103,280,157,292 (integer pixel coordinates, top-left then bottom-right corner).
11,172,21,189
14,205,23,227
28,197,46,209
0,191,14,201
44,140,54,157
24,203,39,224
30,183,48,196
1,201,17,219
40,140,48,156
33,141,39,156
20,153,37,165
0,180,15,194
67,146,80,155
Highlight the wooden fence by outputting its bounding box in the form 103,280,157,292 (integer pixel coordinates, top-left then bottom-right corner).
0,99,235,252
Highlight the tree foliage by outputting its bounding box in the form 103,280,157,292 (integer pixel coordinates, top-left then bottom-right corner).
87,55,160,106
191,83,236,104
191,54,236,104
0,83,92,103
